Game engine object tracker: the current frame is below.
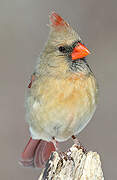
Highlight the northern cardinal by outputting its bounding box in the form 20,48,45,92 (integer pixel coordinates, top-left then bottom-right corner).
20,12,98,168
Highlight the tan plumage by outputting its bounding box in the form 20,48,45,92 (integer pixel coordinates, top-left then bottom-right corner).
21,12,98,168
27,72,97,142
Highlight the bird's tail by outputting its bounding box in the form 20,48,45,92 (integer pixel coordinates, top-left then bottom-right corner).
19,138,56,168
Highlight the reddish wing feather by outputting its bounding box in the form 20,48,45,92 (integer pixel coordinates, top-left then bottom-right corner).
28,74,35,88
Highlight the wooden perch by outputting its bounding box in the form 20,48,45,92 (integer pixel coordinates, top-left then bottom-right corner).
38,145,104,180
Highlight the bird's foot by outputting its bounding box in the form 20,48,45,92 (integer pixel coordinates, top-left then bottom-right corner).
71,135,87,154
58,151,74,162
51,137,74,162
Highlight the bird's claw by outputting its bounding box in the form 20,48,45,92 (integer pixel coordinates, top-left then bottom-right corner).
59,151,74,162
72,135,87,153
74,143,87,154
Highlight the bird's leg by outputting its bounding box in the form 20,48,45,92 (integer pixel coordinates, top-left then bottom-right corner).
71,135,87,153
52,137,65,160
52,137,73,161
52,137,59,151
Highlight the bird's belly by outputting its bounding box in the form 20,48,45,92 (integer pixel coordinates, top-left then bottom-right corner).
26,75,98,142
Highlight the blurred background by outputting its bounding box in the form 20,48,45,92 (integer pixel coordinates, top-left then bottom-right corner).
0,0,117,179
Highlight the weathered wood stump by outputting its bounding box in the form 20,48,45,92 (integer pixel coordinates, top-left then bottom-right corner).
38,145,104,180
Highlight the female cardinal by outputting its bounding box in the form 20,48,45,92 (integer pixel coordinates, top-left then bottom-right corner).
20,12,98,168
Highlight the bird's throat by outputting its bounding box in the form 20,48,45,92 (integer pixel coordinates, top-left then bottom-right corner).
68,58,92,75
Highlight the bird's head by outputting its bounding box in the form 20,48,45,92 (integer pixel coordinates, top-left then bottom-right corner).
38,12,91,75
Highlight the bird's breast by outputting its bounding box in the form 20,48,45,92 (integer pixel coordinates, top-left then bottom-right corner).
26,72,98,141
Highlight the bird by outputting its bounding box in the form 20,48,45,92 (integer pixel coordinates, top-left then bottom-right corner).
20,12,98,168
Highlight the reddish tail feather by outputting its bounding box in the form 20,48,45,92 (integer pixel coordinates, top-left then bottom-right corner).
20,138,56,168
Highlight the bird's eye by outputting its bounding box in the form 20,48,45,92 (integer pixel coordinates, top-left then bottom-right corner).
58,46,66,53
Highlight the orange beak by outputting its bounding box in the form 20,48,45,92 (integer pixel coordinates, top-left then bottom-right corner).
71,43,90,60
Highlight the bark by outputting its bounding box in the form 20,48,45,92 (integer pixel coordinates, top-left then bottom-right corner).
38,145,104,180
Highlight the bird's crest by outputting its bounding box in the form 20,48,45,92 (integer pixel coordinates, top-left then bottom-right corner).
49,12,69,29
